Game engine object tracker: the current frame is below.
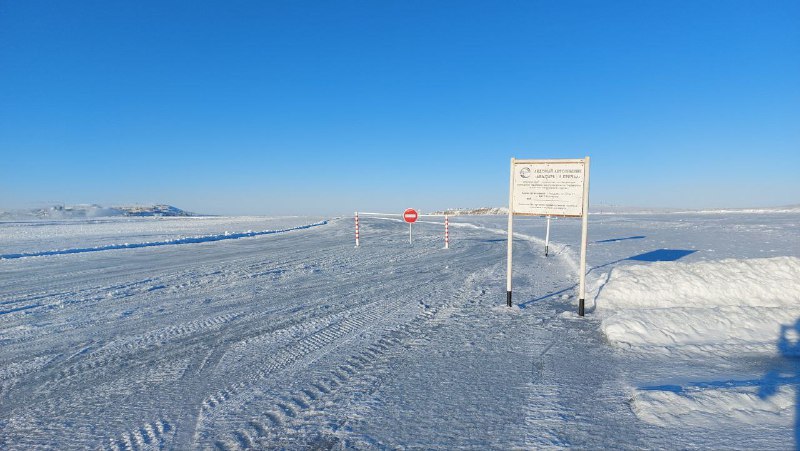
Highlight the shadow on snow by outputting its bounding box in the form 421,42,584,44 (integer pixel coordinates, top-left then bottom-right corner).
588,249,698,275
627,249,696,262
638,319,800,449
593,235,646,244
519,249,698,309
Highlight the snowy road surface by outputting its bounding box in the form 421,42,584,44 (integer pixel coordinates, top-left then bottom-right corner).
1,213,798,449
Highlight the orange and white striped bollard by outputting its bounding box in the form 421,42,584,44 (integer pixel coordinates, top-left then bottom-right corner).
355,212,360,247
444,214,449,249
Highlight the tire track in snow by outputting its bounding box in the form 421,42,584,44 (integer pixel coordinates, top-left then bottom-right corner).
3,216,554,449
0,220,336,317
204,265,492,449
2,221,355,449
0,241,353,413
94,263,448,449
99,418,175,451
188,289,428,447
54,312,245,382
2,252,365,448
3,311,249,411
0,252,330,344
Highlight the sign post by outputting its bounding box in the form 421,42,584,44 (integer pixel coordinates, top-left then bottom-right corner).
403,208,418,244
506,159,515,307
506,157,590,314
578,160,591,316
544,216,551,257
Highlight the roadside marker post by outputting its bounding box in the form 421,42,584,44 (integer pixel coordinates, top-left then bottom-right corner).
506,157,591,315
354,210,451,250
354,212,360,247
444,215,450,249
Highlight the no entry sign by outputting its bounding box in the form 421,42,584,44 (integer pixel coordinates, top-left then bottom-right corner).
403,208,418,223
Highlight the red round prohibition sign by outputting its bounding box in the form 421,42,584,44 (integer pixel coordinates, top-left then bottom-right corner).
403,208,418,223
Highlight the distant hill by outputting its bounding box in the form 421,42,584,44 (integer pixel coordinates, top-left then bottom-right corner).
114,204,195,217
0,204,196,220
430,207,509,216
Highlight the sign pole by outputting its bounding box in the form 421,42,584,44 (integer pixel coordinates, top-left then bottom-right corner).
506,157,515,307
544,216,551,257
403,208,418,245
578,156,591,316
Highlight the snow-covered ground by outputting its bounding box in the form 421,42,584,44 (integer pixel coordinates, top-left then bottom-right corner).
0,212,798,449
0,216,325,256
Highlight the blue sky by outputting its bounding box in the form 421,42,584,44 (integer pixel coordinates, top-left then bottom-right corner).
1,1,798,215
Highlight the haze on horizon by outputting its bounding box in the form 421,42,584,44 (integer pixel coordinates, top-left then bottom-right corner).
1,1,798,216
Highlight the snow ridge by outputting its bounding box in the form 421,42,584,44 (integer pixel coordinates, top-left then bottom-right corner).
0,220,328,260
593,256,800,351
592,256,800,431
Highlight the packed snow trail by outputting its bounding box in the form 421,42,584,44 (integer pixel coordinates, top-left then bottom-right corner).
0,215,614,449
0,213,798,449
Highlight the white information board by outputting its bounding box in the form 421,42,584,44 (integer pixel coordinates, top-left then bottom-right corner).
511,160,586,217
506,156,591,316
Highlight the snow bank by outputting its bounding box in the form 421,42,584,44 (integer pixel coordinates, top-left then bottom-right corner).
596,257,800,310
602,306,799,351
0,220,328,260
632,385,793,427
594,257,800,352
594,257,800,429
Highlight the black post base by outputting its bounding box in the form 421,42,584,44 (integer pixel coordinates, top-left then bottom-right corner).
578,298,585,316
507,291,512,307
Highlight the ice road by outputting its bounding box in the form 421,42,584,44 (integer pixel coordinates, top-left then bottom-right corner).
1,213,798,449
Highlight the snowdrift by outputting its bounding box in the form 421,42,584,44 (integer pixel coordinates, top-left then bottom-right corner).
632,385,793,428
593,256,800,429
0,220,328,260
593,256,800,352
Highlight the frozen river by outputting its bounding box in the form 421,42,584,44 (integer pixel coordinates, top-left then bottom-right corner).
1,212,798,449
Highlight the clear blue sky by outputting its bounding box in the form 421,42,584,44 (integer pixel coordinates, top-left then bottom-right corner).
1,1,798,215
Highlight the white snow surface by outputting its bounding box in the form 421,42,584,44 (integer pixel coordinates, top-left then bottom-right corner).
632,385,794,427
596,256,800,310
0,216,323,256
594,256,800,352
1,212,799,449
592,249,800,432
